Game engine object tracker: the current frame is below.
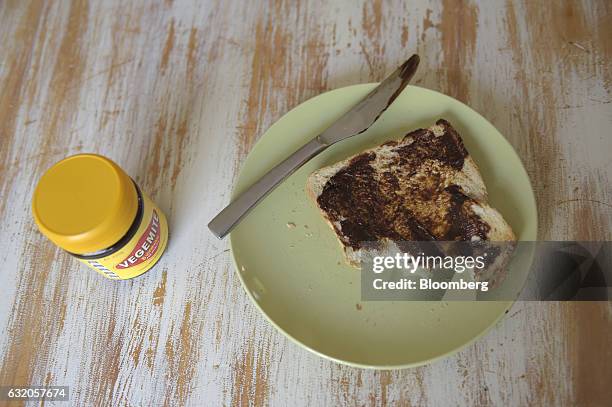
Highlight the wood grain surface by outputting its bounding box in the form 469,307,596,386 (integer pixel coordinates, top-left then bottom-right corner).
1,0,611,405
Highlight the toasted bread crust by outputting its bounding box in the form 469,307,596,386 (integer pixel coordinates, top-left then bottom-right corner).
306,119,515,271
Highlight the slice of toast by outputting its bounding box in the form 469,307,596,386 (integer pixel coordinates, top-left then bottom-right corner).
306,119,515,282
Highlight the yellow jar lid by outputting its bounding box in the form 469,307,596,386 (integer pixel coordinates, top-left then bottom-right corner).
32,154,138,254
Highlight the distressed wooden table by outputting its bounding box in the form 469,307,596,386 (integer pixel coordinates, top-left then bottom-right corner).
1,0,611,405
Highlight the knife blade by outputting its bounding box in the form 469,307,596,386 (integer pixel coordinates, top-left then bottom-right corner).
208,54,420,239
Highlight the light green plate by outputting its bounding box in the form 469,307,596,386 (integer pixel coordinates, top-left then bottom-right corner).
230,84,537,369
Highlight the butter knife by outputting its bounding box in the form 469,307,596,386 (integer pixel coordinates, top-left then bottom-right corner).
209,54,420,239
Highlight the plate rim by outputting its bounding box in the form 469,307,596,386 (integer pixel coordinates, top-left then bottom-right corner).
229,83,538,369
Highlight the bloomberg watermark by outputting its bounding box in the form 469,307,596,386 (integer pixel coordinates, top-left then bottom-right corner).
361,241,612,301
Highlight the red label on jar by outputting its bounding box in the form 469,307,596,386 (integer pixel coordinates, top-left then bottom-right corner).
116,210,161,269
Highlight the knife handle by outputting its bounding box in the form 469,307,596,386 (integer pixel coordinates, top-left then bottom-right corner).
208,137,328,239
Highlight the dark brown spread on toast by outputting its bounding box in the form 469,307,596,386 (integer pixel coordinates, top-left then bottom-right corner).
317,119,491,249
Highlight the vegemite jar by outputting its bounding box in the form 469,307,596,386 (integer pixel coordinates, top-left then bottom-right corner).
32,154,169,280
